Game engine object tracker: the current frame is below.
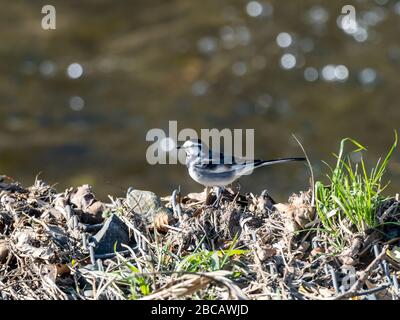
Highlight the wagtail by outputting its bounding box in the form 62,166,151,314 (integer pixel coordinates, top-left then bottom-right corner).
177,139,306,204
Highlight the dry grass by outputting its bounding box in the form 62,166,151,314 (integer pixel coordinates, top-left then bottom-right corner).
0,173,399,300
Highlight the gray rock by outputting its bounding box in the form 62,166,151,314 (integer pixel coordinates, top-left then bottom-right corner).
92,214,129,254
126,188,172,223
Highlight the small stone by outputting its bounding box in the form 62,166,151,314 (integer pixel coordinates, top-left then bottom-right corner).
126,189,172,224
84,290,93,298
92,214,130,254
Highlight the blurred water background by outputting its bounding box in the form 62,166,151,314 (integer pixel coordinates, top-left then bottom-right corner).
0,0,399,201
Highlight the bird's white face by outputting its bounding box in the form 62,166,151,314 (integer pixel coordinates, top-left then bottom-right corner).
179,139,206,158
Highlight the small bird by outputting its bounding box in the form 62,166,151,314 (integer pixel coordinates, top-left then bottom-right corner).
177,139,306,204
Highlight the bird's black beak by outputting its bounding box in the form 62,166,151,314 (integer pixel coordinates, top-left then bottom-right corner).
176,145,182,150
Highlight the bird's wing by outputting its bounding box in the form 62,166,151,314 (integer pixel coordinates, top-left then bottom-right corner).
193,160,234,173
207,150,251,165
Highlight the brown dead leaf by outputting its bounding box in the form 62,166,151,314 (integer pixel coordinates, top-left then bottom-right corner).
250,191,276,214
339,235,363,266
82,201,104,224
14,231,55,260
311,247,325,256
298,242,310,252
154,212,170,232
0,240,9,264
256,244,277,261
55,263,70,277
193,207,204,217
186,192,206,202
274,190,315,231
293,242,311,258
70,185,104,224
205,192,216,206
42,208,64,221
41,263,70,282
41,264,57,282
70,185,96,208
318,287,335,298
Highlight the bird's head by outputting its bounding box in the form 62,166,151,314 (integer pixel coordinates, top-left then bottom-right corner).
177,139,208,158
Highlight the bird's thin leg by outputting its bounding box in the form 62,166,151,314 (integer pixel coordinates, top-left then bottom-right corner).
202,186,213,206
234,181,241,194
212,186,224,208
205,186,211,197
204,186,211,202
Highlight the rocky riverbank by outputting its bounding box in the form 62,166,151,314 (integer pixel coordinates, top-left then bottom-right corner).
0,175,399,300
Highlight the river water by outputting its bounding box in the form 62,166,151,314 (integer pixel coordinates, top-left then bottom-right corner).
0,0,399,200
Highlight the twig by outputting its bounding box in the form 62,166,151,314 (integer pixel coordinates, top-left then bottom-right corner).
172,189,182,224
292,134,315,206
332,245,388,300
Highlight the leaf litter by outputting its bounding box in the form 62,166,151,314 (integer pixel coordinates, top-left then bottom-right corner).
0,175,399,300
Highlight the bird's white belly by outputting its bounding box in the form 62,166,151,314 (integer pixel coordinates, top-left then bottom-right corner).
188,166,237,187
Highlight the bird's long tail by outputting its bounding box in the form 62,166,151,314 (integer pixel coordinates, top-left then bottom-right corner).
237,157,306,176
254,157,306,167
